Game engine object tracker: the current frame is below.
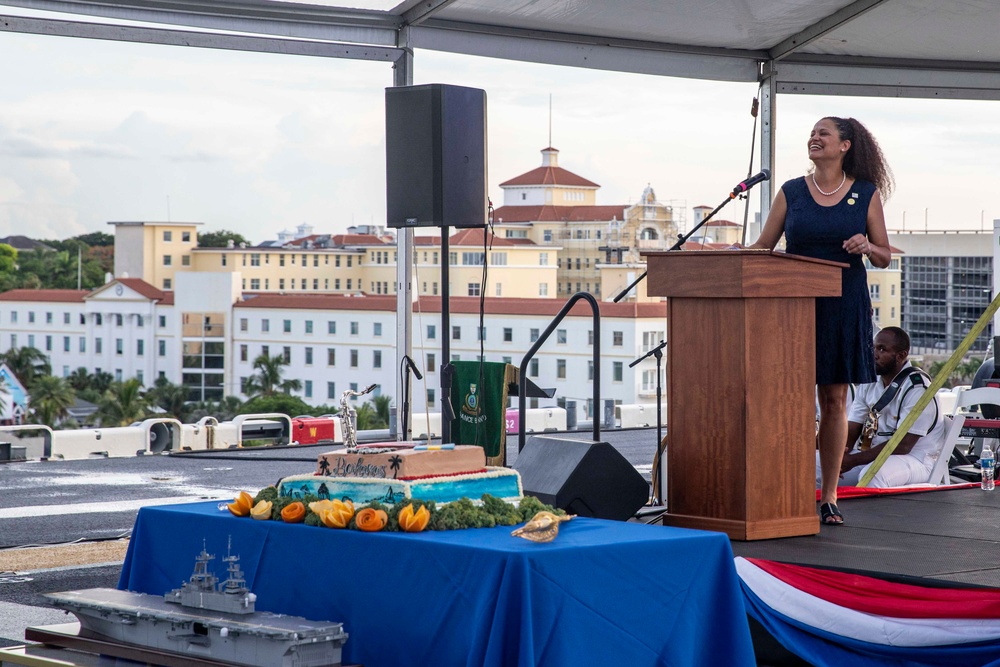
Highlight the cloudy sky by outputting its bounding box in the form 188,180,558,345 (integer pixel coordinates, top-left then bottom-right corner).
1,10,999,243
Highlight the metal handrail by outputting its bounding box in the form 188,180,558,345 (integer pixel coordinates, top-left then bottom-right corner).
518,291,601,451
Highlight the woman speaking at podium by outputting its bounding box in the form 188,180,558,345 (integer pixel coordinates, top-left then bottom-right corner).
748,116,892,526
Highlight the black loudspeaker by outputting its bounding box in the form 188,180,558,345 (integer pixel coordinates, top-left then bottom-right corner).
512,435,649,521
385,83,487,229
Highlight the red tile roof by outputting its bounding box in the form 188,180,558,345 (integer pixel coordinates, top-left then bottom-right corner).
413,230,537,247
500,167,599,188
234,293,665,318
0,289,88,303
330,234,386,246
115,278,169,301
493,205,626,223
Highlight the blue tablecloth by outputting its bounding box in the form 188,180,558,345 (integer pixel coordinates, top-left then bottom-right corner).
119,501,754,667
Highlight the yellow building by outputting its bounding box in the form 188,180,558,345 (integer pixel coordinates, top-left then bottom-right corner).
110,221,201,290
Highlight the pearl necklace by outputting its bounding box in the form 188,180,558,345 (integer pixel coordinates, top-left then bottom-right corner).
812,170,846,197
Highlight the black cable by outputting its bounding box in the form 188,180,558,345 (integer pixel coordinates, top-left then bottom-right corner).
474,201,495,448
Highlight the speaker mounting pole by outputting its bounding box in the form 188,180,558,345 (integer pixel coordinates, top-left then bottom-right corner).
391,46,413,441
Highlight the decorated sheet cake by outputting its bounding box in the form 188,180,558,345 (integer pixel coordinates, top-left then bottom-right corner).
277,443,523,506
277,467,523,506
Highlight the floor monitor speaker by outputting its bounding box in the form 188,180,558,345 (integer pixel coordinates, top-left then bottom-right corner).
513,435,649,521
385,83,487,228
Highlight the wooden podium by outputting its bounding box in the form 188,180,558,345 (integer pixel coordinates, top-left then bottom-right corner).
644,250,844,540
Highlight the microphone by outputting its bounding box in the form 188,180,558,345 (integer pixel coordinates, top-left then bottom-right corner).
404,355,423,380
731,169,771,197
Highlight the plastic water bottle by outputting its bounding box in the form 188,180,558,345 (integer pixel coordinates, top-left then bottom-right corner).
981,443,995,491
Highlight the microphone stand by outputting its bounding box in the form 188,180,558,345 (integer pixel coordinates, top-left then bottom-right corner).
613,187,754,303
630,340,667,505
399,355,422,442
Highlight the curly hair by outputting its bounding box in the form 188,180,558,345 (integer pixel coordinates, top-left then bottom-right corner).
823,116,894,201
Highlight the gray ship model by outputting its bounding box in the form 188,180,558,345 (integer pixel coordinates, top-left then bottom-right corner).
45,542,348,667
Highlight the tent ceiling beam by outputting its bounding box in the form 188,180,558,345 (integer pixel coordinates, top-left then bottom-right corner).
0,12,401,60
768,0,891,61
0,0,400,45
775,60,1000,101
401,0,458,27
410,20,763,82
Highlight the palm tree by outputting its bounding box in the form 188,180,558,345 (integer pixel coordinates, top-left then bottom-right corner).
372,395,392,429
0,346,51,389
147,377,189,420
67,367,92,392
97,378,151,427
355,402,378,431
28,375,76,427
243,353,302,397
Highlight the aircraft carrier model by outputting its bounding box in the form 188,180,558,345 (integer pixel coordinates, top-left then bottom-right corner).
45,542,348,667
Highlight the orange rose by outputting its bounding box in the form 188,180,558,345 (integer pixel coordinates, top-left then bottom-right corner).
355,507,388,532
227,491,254,517
280,501,306,523
398,503,430,532
319,499,355,529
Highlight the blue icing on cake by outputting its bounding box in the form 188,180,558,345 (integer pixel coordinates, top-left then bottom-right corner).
277,467,523,506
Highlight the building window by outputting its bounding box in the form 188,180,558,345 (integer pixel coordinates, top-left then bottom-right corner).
426,353,435,371
95,338,102,353
327,348,336,365
374,322,382,337
588,330,594,346
283,319,292,333
163,278,172,289
159,340,166,357
870,284,880,300
240,344,248,362
373,350,382,368
328,320,336,335
304,380,313,399
261,345,269,358
115,338,123,355
539,283,548,296
240,318,248,332
350,350,358,367
261,319,270,333
28,311,35,323
136,339,144,356
529,359,539,377
181,255,190,266
43,335,52,351
503,327,513,342
539,252,548,265
116,314,123,327
613,331,623,346
530,328,539,342
282,346,291,363
182,231,191,242
63,312,70,324
613,361,623,382
163,230,172,242
557,329,567,344
544,230,552,242
350,321,359,335
328,382,336,399
427,325,436,340
305,347,313,365
468,283,481,297
452,326,461,340
427,389,436,405
250,278,260,290
79,337,86,353
163,255,172,266
158,315,166,328
305,320,313,334
557,359,566,379
63,336,70,352
588,360,594,381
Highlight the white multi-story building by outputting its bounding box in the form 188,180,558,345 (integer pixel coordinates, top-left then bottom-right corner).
0,274,668,422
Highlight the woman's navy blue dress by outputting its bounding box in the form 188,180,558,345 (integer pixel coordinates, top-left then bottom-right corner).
783,176,876,385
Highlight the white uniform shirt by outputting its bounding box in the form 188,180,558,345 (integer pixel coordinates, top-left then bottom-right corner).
847,362,945,467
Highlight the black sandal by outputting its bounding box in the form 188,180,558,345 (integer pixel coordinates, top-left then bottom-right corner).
819,502,844,526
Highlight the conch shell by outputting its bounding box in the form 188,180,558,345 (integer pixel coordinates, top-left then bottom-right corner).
511,511,574,543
